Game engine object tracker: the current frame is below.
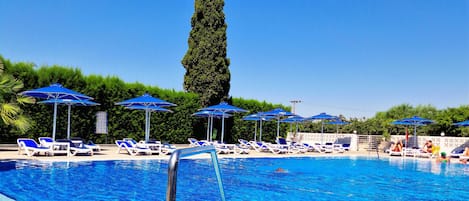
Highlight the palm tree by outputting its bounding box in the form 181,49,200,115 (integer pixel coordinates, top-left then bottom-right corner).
0,59,35,133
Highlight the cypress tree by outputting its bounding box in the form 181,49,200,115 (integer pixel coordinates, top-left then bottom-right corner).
182,0,230,107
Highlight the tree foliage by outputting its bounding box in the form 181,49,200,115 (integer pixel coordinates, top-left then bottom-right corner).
182,0,230,107
2,56,469,143
0,56,35,135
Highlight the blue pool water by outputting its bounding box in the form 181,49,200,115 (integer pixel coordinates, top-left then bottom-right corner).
1,157,469,201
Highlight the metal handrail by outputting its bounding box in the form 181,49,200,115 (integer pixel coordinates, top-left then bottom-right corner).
166,145,226,201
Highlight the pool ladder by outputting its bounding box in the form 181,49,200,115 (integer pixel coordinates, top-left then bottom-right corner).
166,145,226,201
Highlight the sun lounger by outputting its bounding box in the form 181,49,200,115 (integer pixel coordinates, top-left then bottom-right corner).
17,138,53,157
266,143,289,154
333,144,345,153
302,143,322,153
323,142,334,153
404,148,419,157
38,137,55,148
188,138,210,147
290,142,308,153
161,142,177,155
276,138,306,154
342,144,351,151
389,148,403,156
415,145,439,158
84,141,101,152
216,144,235,154
238,139,252,149
115,140,151,156
38,137,71,156
234,144,250,154
249,141,270,152
126,139,161,155
253,141,288,154
450,148,465,158
56,139,93,156
70,137,101,152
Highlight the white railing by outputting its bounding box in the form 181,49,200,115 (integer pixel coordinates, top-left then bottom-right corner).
287,132,359,151
287,133,469,153
390,135,469,153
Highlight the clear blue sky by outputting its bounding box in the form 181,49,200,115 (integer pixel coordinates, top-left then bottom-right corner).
1,0,468,118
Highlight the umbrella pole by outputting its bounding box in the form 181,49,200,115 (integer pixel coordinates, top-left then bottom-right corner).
259,119,263,142
206,116,210,141
277,117,280,140
67,104,71,139
52,102,58,140
147,110,151,142
144,110,148,142
321,121,324,145
210,115,214,142
221,112,225,143
254,121,257,141
414,124,417,148
296,122,300,142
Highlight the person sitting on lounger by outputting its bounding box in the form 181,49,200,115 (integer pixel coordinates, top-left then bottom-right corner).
459,147,469,164
436,152,450,163
392,141,403,152
422,140,433,153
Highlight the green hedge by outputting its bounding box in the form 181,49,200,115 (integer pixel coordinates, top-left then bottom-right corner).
1,56,289,143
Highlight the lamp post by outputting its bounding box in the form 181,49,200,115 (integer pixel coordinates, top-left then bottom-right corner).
290,100,301,139
290,100,302,114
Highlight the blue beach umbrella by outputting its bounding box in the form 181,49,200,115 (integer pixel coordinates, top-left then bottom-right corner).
116,93,176,107
39,99,99,139
304,112,338,144
326,119,350,134
263,108,295,139
393,116,433,147
116,93,176,142
279,115,304,123
200,102,248,143
453,120,469,127
243,113,274,142
280,115,305,138
20,83,93,140
193,111,232,141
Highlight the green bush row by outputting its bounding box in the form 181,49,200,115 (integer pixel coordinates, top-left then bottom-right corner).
1,56,289,144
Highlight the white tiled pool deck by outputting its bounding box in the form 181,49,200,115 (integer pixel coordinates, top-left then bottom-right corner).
0,144,397,162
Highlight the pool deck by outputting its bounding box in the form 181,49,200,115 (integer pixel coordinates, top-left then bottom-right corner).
0,144,414,162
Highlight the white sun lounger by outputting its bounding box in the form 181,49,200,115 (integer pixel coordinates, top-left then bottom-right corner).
17,138,53,157
115,140,151,156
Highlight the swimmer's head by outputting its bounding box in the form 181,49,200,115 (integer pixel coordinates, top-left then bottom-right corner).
275,168,286,173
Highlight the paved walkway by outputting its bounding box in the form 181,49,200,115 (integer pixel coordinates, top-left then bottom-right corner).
0,144,389,162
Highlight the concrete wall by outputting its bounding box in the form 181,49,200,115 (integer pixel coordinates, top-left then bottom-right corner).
286,132,469,153
286,132,359,151
390,135,469,153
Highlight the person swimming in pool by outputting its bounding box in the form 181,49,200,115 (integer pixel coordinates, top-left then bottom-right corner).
275,167,287,173
436,152,450,163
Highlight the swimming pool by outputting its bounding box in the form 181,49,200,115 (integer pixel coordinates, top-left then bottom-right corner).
1,157,468,201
